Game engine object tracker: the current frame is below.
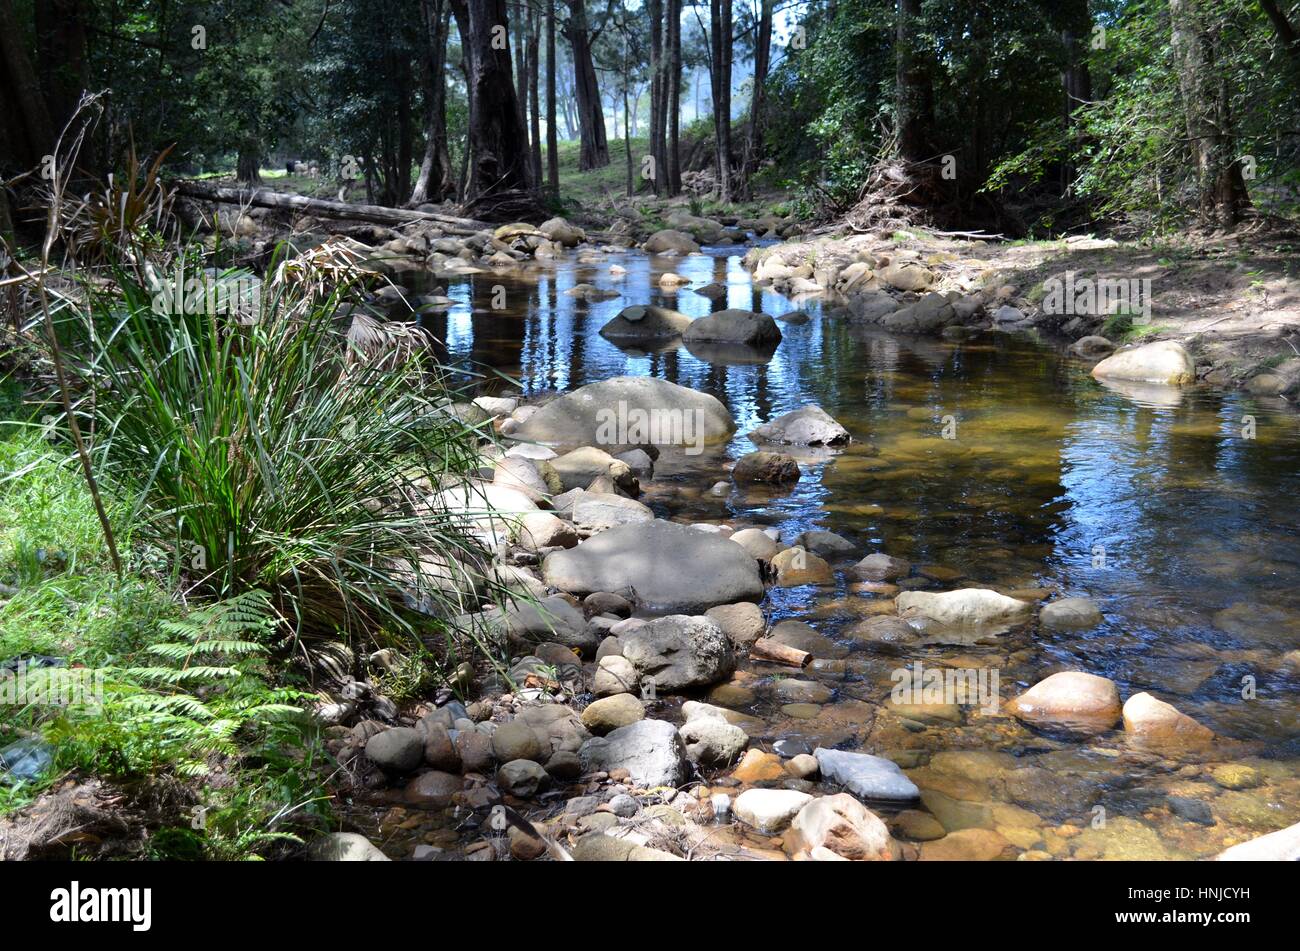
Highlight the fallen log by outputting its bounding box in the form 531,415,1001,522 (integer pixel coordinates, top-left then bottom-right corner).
171,180,489,235
749,637,812,668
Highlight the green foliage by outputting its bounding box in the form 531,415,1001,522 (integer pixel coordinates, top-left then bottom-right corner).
62,254,502,650
1,408,329,857
765,2,892,212
48,592,306,778
990,0,1300,231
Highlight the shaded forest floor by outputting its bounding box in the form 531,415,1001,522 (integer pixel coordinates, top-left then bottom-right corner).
909,227,1300,386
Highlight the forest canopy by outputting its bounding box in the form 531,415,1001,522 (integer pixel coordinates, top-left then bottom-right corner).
3,0,1300,237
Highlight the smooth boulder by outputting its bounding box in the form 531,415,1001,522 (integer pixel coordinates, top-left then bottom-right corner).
784,793,899,861
896,588,1032,626
643,229,701,255
1121,691,1213,744
734,789,813,834
510,377,734,448
1091,340,1195,386
814,748,920,801
1040,597,1103,630
1004,671,1121,735
681,309,782,347
599,304,693,341
678,717,748,766
749,405,850,446
542,519,764,612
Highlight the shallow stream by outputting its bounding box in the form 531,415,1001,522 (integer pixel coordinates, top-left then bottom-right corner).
394,243,1300,859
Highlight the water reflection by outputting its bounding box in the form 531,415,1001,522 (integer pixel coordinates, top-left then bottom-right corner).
413,247,1300,747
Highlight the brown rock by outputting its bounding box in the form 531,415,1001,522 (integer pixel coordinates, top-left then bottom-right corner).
920,828,1013,861
732,748,787,784
1122,692,1214,745
771,546,834,586
423,723,461,771
733,451,801,485
405,771,464,807
706,602,767,646
580,693,646,735
1005,671,1121,735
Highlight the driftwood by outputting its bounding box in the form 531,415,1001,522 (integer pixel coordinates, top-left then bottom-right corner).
172,181,489,235
749,637,812,668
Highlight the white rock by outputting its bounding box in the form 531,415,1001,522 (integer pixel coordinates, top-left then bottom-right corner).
733,789,813,834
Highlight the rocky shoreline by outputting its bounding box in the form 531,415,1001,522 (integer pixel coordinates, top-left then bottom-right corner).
277,203,1300,406
307,368,1300,862
180,206,1300,862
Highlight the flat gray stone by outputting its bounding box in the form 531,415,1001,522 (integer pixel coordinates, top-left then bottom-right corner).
542,519,764,613
814,748,920,802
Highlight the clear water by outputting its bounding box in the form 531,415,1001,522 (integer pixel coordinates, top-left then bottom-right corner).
402,245,1300,858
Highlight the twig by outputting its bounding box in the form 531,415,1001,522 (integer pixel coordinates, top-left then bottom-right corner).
33,93,123,577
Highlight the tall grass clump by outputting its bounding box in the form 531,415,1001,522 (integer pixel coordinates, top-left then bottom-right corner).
60,244,507,665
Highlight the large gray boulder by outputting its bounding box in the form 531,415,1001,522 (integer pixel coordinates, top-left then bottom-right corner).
503,594,597,656
814,748,920,801
600,305,693,341
365,727,425,774
509,376,735,448
563,490,655,532
620,615,736,692
880,292,954,333
750,405,850,446
539,216,585,246
550,446,637,493
681,309,782,347
846,291,900,322
579,718,690,787
542,519,764,612
678,717,748,766
1040,597,1103,630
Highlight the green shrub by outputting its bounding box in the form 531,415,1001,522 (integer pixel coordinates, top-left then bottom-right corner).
62,250,506,656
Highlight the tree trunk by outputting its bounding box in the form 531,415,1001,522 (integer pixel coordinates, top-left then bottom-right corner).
0,0,55,169
451,0,534,199
1259,0,1300,61
709,0,733,201
453,18,473,203
648,0,665,194
895,0,932,165
514,1,528,119
1169,0,1250,228
395,47,415,204
546,0,560,193
565,0,610,170
174,180,488,232
1059,0,1093,197
411,0,454,205
623,41,634,197
741,0,772,194
529,4,543,187
236,146,262,185
33,0,87,136
667,0,682,194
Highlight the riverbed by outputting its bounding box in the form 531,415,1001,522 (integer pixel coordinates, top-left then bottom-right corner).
385,242,1300,859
